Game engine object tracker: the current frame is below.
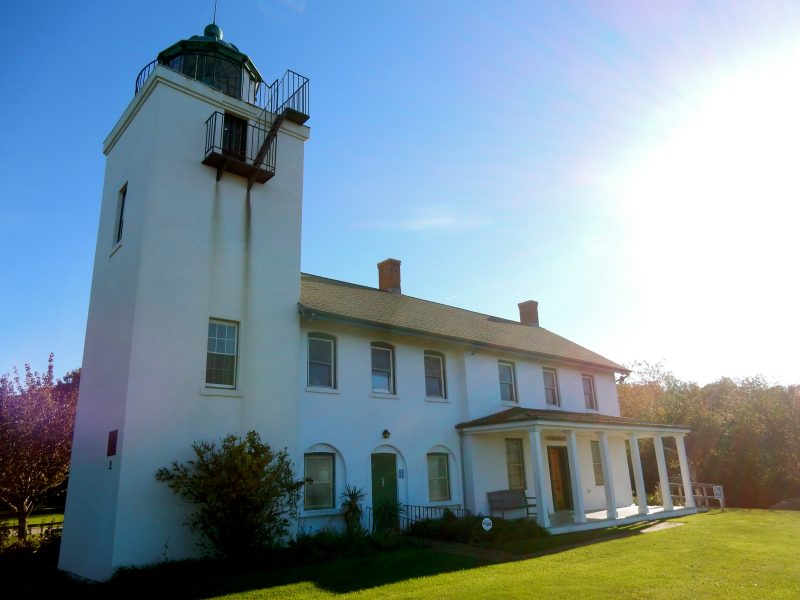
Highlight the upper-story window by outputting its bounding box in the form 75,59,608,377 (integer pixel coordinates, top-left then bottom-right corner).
424,351,446,398
498,361,517,403
543,368,560,406
308,333,336,388
206,319,238,388
114,183,127,246
371,343,395,393
582,374,597,410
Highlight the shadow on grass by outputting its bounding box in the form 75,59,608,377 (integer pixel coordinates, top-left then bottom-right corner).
482,520,673,556
4,544,483,599
5,520,692,598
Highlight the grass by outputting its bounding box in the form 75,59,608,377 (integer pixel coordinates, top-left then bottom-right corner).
4,510,800,598
1,508,64,527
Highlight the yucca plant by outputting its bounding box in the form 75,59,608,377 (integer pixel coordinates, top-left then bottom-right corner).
340,485,366,535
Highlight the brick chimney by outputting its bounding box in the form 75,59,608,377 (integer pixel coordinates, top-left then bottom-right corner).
378,258,401,293
518,300,539,326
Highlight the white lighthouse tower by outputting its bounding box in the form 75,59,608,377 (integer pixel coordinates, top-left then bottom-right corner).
59,24,310,581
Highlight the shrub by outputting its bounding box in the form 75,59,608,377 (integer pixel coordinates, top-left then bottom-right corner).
407,514,548,544
373,499,404,534
155,431,303,558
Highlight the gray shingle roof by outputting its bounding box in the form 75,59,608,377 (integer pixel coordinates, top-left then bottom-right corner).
299,274,628,374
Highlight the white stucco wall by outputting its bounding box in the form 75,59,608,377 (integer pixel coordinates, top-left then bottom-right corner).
296,321,467,531
60,67,309,580
463,351,619,420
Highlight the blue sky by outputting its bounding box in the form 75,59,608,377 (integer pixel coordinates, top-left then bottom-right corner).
1,1,798,385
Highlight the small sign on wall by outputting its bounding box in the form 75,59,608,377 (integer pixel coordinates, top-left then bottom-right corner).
107,430,118,457
398,469,405,479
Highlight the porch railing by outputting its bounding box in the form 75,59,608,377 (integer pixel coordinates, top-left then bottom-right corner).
669,481,725,509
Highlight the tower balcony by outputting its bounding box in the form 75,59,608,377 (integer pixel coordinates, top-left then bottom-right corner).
202,112,276,184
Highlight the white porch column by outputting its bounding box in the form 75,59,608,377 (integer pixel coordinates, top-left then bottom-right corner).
628,434,648,515
566,430,586,524
597,431,618,520
528,428,550,528
674,435,695,509
653,435,674,511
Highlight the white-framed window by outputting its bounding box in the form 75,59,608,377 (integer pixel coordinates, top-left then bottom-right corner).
505,438,526,490
427,453,451,501
582,374,597,410
304,453,334,510
424,351,446,398
371,342,395,393
543,368,560,406
498,360,517,403
590,440,604,485
114,183,127,245
308,333,336,388
205,319,238,388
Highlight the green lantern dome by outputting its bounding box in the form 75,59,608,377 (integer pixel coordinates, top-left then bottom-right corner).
156,24,263,100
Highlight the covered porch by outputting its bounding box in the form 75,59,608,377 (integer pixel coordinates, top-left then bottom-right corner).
457,407,697,533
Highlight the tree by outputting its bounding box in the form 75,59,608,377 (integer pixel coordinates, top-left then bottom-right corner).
0,354,79,539
155,431,303,558
619,361,800,508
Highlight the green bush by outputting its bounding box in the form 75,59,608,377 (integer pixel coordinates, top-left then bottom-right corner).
155,431,303,559
407,514,548,544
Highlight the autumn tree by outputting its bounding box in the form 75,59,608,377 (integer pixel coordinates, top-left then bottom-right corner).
0,355,78,539
618,362,800,508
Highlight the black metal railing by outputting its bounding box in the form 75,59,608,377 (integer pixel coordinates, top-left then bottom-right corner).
365,504,471,533
134,56,307,124
265,70,309,121
135,54,268,107
204,111,275,174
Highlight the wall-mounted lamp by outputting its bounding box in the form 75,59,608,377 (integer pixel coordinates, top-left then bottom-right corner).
382,429,391,439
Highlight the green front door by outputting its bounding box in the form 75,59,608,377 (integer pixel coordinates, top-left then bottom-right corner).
371,453,398,507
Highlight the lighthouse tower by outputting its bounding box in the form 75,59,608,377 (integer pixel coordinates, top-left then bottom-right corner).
59,25,310,581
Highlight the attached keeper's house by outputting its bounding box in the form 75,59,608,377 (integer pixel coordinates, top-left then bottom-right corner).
59,23,697,582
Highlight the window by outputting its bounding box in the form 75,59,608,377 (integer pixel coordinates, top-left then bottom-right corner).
424,351,446,398
427,453,451,501
304,453,334,510
543,368,560,406
498,361,517,403
505,438,526,489
307,334,335,388
371,343,395,393
582,374,597,410
114,183,127,245
590,440,604,485
205,320,238,387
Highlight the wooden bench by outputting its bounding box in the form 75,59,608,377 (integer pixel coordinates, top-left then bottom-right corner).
487,489,537,519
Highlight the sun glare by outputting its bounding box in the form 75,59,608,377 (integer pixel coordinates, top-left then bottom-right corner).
608,43,800,380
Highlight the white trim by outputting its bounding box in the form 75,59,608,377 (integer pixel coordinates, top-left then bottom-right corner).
459,420,691,436
425,396,449,403
543,367,560,406
306,386,340,395
198,387,243,398
369,391,399,400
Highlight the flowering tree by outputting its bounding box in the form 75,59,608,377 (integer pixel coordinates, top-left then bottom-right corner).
0,355,78,539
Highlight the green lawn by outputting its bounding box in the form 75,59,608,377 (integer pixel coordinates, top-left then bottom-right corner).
6,510,800,598
1,512,64,527
210,510,800,599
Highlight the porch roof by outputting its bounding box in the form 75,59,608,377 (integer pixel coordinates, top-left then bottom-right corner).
456,406,689,434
